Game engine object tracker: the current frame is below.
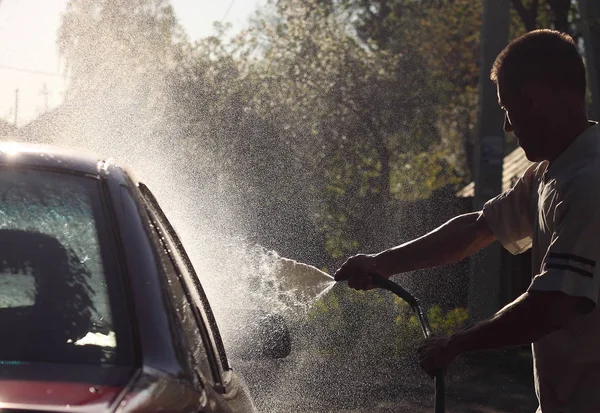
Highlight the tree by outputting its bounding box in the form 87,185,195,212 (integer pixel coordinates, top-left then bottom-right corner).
237,0,449,257
334,0,483,181
510,0,581,39
57,0,181,154
54,0,264,252
164,23,330,262
59,0,179,98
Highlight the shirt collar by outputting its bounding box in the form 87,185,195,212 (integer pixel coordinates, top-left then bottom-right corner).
546,121,600,179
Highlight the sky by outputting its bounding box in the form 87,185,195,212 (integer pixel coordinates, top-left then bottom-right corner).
0,0,266,126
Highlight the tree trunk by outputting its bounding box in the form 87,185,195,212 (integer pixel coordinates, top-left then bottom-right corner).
548,0,572,33
511,0,539,31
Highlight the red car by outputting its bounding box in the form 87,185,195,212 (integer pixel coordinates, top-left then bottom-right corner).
0,142,290,412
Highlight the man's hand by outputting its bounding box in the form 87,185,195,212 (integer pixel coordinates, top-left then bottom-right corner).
417,336,457,378
333,254,385,290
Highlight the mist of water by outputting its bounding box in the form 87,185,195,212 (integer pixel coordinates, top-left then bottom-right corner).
5,4,445,411
12,57,357,413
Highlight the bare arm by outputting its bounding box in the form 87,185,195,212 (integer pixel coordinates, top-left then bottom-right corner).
334,211,496,287
418,290,593,376
373,211,496,276
449,291,592,352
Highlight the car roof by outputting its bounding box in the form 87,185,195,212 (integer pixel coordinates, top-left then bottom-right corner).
0,140,124,179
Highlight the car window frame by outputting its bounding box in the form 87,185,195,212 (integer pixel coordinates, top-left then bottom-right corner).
149,220,209,390
138,183,230,392
95,175,138,365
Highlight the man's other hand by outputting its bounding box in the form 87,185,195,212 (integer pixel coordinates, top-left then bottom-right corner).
417,336,457,378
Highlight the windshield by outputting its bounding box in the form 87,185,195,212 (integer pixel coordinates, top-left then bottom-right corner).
0,168,131,365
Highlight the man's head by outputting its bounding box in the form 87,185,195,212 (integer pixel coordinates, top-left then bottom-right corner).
491,29,587,162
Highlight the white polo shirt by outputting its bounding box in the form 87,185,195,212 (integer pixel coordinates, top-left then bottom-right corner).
483,122,600,413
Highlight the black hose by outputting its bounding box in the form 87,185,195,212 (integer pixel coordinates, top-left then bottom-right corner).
369,274,445,413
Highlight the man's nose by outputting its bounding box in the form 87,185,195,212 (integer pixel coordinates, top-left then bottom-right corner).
503,114,514,132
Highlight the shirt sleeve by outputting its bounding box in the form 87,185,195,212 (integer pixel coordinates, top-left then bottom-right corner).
482,163,542,255
528,174,600,305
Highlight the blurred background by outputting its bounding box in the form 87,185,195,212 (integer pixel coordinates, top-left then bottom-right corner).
0,0,598,411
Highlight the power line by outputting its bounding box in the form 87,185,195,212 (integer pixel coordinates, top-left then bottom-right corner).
0,64,63,78
221,0,236,23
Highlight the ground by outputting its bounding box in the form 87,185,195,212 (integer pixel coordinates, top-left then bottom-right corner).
238,347,538,413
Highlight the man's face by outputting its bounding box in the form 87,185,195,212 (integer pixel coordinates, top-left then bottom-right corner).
497,80,546,162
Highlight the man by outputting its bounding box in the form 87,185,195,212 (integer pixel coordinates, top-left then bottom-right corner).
334,29,600,412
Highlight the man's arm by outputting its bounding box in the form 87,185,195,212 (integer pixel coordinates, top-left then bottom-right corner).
334,211,496,288
450,290,592,351
418,290,593,377
374,211,496,275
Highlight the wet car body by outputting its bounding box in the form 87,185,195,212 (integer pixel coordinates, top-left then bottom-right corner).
0,142,272,413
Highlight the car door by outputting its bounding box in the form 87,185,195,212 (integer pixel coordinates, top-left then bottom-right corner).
138,183,257,413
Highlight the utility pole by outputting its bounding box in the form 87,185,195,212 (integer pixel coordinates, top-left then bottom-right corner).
579,0,600,120
14,89,19,127
469,0,510,321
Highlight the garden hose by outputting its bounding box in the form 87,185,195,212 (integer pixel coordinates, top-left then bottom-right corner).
369,273,446,413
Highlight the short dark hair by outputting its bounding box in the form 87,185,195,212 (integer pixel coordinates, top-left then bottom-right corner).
491,29,586,97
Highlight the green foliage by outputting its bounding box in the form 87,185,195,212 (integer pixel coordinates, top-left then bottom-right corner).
392,150,464,201
306,288,469,361
56,0,588,264
306,288,401,356
306,289,347,353
393,302,469,354
230,0,451,258
336,0,483,176
415,305,469,336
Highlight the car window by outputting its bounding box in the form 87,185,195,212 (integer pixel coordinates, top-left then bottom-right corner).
0,270,35,308
152,222,217,385
0,168,132,365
